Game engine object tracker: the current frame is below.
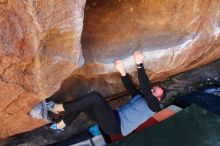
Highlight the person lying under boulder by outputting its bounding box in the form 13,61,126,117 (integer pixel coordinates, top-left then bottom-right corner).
46,51,166,136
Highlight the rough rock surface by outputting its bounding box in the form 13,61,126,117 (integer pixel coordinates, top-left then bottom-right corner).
0,0,85,140
1,0,220,141
0,60,219,146
51,0,220,101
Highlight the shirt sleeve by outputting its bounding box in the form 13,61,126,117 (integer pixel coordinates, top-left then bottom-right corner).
121,74,140,97
137,65,161,112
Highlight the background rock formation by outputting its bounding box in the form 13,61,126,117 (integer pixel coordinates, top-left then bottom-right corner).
0,0,85,140
0,0,220,140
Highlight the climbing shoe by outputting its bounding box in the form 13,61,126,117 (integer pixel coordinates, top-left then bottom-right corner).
46,101,58,114
50,123,64,131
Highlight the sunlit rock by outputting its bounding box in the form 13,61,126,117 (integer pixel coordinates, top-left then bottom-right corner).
0,0,220,140
0,0,85,139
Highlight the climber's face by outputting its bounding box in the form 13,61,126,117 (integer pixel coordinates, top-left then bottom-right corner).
151,86,164,101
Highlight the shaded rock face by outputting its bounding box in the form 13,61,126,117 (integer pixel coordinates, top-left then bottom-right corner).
52,0,220,101
82,0,220,62
0,0,85,140
0,0,220,141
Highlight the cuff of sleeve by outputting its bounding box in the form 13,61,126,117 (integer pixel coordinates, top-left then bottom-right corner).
137,63,144,69
121,73,128,78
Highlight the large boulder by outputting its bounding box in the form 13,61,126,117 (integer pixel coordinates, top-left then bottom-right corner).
51,0,220,100
0,0,85,140
0,0,220,141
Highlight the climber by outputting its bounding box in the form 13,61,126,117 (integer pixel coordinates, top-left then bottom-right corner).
46,51,166,136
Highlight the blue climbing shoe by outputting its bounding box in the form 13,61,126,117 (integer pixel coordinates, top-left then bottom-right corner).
46,101,58,114
50,123,64,131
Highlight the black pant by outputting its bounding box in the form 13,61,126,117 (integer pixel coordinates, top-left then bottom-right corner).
62,92,121,135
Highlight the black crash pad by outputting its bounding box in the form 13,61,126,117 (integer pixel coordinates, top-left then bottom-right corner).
108,104,220,146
